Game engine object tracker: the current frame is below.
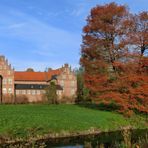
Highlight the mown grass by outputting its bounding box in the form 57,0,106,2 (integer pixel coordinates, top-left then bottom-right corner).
0,104,147,139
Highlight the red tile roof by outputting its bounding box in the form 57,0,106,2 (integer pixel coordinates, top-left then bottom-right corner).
14,69,61,81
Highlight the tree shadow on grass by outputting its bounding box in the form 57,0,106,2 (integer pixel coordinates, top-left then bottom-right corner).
75,102,121,112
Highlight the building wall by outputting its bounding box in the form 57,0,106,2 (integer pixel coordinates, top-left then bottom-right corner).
15,90,46,103
0,56,14,103
0,56,77,103
14,80,48,102
57,64,77,103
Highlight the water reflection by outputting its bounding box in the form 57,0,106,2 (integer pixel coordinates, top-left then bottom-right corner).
43,129,147,148
1,129,148,147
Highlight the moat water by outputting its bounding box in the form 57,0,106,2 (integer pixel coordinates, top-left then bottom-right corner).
1,129,148,147
38,129,148,148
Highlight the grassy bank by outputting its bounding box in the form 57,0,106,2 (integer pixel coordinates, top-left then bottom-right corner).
0,104,147,141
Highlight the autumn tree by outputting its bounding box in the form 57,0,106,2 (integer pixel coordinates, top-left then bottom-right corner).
117,11,148,114
125,12,148,56
80,2,148,115
81,2,128,95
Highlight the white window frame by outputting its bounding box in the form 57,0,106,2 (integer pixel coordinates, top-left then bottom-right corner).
37,90,40,95
22,90,26,95
3,88,7,94
3,79,7,84
8,88,12,94
71,89,75,95
16,90,19,95
8,78,12,84
32,90,36,95
61,80,64,87
27,90,31,95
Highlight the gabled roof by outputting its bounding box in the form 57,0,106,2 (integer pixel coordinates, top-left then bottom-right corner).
14,69,61,81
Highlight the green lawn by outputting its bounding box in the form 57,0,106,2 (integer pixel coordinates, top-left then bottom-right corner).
0,104,147,140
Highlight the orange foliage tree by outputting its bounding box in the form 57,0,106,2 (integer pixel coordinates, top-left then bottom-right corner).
80,2,148,115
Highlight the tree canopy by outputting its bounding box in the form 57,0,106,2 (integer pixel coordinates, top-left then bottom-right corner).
26,68,34,72
45,81,57,104
80,2,148,116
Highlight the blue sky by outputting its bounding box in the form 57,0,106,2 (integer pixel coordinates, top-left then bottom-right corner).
0,0,147,71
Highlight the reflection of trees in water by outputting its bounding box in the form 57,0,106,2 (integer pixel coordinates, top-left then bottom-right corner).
44,129,147,147
2,129,148,147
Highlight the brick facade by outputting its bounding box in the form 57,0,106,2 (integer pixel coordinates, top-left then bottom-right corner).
0,56,14,103
0,56,77,103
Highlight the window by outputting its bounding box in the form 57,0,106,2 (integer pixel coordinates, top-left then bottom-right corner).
22,90,26,94
71,81,75,87
67,69,70,74
37,90,40,95
71,89,75,95
19,90,22,94
16,90,19,95
32,90,36,95
62,75,66,79
61,80,64,87
8,88,12,94
8,78,12,84
57,90,62,96
8,71,11,75
3,88,7,94
3,79,7,84
27,90,31,95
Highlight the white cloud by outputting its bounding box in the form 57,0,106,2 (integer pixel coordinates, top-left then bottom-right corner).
71,3,86,16
8,22,26,29
0,7,81,70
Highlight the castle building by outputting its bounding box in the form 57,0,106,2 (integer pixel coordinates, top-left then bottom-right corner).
0,56,77,103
